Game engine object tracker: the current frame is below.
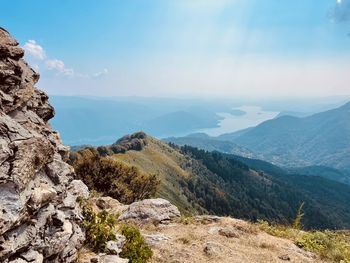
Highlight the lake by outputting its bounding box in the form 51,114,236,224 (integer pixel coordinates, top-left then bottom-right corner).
198,105,279,136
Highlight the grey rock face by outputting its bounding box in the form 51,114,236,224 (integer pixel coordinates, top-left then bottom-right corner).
118,198,180,223
106,235,126,255
143,233,170,247
99,255,129,263
0,28,89,262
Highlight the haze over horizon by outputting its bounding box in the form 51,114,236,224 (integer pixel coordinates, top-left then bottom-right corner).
2,0,350,98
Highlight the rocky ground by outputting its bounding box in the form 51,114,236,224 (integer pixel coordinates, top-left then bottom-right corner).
146,217,322,263
79,196,326,263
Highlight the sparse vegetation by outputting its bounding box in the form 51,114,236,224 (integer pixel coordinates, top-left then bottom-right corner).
81,200,154,262
296,231,350,262
292,202,305,230
81,200,117,252
70,148,160,204
119,224,153,263
256,220,299,239
257,220,350,262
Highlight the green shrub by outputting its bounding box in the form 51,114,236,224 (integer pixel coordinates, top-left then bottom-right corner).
72,148,160,204
296,231,350,262
82,201,117,252
257,219,350,262
119,224,153,263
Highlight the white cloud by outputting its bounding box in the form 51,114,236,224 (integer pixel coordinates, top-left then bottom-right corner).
23,39,106,79
93,68,109,78
45,59,74,76
45,59,108,78
45,59,64,71
23,40,46,60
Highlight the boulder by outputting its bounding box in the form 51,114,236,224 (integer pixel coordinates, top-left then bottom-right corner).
203,242,224,257
118,198,180,223
143,233,170,246
92,196,129,215
218,227,241,238
99,255,129,263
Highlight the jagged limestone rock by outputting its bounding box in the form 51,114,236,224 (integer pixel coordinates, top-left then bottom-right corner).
0,27,89,262
118,198,180,223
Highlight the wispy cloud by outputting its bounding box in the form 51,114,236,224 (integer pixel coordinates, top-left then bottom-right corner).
23,40,46,60
45,59,74,76
93,68,108,78
22,40,107,79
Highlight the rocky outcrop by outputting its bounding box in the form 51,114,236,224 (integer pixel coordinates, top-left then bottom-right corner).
118,198,180,223
92,196,128,215
0,28,89,262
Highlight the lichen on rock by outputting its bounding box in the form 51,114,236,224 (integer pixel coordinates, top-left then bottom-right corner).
0,27,89,263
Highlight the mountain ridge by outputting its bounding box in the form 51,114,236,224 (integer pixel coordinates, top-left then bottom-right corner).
75,132,350,230
169,101,350,175
231,101,350,170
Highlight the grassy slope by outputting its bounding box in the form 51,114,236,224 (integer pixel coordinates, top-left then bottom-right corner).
112,137,200,215
107,134,350,230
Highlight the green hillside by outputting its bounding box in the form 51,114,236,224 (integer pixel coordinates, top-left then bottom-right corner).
75,132,350,230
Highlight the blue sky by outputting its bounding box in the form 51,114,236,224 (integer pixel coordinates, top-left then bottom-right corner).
2,0,350,98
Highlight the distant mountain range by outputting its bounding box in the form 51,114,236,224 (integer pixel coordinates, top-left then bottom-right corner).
73,132,350,229
168,102,350,175
231,101,350,171
49,96,237,145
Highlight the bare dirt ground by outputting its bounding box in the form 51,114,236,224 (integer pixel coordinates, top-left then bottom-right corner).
141,217,326,263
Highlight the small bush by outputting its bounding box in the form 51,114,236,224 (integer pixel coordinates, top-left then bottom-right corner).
296,231,350,262
82,201,117,252
119,224,153,263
